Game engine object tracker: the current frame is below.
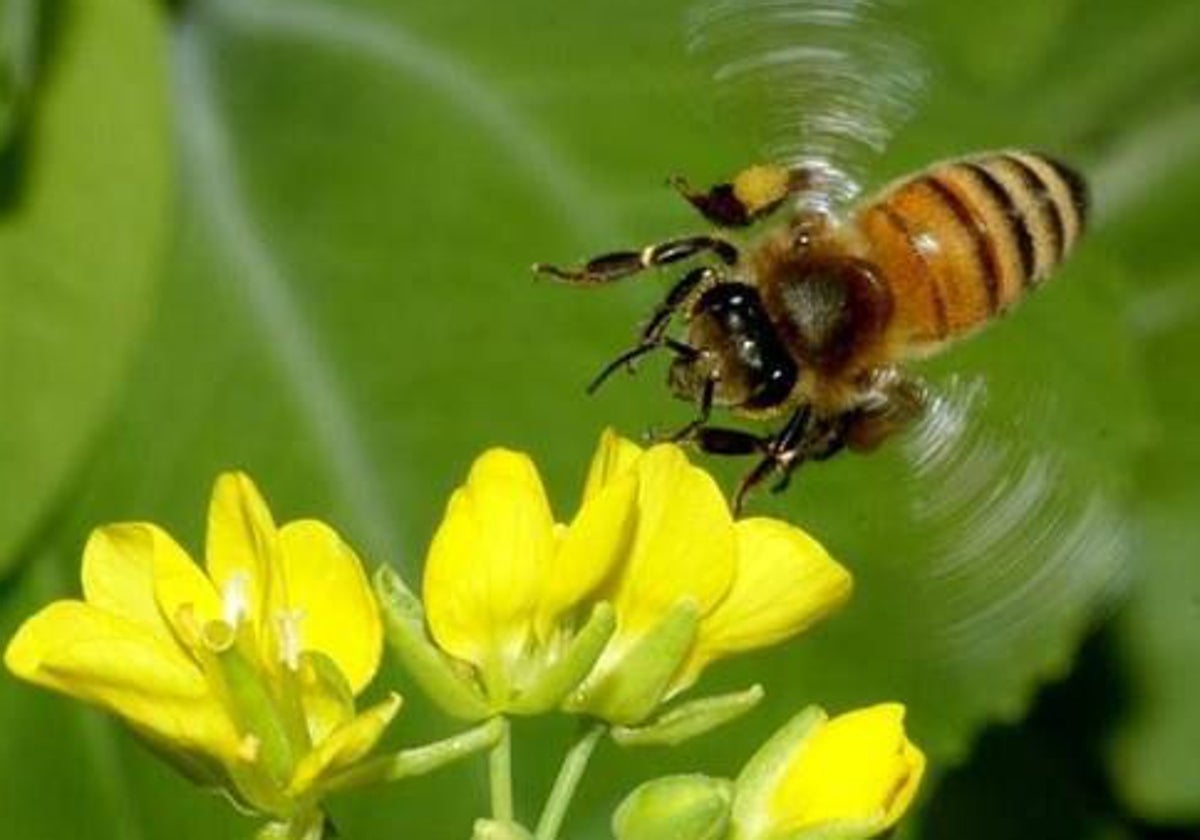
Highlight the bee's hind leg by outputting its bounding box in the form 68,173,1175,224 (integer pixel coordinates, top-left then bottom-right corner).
533,235,738,284
669,164,827,228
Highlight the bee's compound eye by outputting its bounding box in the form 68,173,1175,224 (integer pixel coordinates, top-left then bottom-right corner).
744,353,798,411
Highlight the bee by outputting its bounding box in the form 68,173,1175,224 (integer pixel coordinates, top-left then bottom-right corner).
534,150,1088,509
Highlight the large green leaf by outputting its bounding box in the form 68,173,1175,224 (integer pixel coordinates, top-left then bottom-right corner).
1102,211,1200,822
0,0,170,571
0,0,1196,837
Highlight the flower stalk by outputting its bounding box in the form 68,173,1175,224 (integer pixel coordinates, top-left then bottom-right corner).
534,723,607,840
489,718,515,823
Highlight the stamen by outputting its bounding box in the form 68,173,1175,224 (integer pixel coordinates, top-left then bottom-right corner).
237,734,261,762
276,609,306,671
222,570,252,627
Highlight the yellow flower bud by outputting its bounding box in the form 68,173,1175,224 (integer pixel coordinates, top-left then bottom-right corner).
733,704,925,840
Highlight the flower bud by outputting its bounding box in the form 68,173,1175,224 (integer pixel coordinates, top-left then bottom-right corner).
732,704,924,840
614,774,734,840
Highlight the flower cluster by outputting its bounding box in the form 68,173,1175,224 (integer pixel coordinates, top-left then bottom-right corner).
5,474,498,839
5,431,925,840
383,430,852,734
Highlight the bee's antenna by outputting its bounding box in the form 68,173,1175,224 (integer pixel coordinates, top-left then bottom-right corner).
587,338,699,395
586,343,660,395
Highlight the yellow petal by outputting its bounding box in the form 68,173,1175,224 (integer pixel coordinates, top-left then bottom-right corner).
770,703,926,833
609,445,735,636
423,449,555,672
279,520,382,694
205,472,280,627
675,518,852,692
582,429,644,503
81,523,192,642
4,601,240,763
149,528,224,645
287,693,402,796
539,469,638,638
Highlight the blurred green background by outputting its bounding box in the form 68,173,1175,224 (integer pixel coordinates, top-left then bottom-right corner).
1,0,1199,836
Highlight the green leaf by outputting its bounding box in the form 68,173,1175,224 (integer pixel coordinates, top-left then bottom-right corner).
0,0,170,572
0,0,39,145
1103,263,1200,822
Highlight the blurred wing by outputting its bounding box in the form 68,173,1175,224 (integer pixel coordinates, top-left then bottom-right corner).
898,376,1130,666
686,0,927,208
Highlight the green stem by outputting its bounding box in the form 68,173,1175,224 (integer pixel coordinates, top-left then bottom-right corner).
320,718,504,794
489,717,514,823
533,723,606,840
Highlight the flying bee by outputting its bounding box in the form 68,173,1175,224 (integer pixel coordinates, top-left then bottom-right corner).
534,150,1088,509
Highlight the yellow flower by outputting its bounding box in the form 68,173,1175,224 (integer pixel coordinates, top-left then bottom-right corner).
411,446,634,715
570,432,852,724
732,704,926,840
402,430,850,728
5,472,397,824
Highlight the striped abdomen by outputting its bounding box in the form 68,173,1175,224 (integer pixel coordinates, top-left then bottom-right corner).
853,150,1089,350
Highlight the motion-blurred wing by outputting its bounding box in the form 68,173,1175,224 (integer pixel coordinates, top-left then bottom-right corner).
900,377,1130,667
686,0,926,208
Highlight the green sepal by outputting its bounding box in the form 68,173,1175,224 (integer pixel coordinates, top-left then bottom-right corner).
128,727,235,798
509,602,616,715
612,684,764,747
566,598,699,725
374,565,490,720
731,706,827,840
613,774,734,840
319,718,504,794
300,651,354,710
472,819,534,840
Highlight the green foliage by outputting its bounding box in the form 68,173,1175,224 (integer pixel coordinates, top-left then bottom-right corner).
0,0,170,570
0,0,1199,837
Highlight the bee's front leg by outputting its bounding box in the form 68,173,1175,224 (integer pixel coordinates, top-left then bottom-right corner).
533,235,738,285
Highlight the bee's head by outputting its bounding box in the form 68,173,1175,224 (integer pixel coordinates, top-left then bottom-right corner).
671,284,798,411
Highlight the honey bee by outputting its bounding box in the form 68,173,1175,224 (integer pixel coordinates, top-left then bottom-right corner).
534,151,1088,509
